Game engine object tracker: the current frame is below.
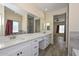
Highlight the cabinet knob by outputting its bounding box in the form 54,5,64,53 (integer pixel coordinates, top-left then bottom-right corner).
20,52,22,54
17,53,20,56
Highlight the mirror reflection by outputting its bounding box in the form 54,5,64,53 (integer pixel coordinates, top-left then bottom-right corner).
5,7,40,35
5,7,22,35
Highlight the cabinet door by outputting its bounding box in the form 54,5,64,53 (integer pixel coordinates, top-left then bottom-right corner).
39,39,47,50
31,39,39,56
0,46,22,56
8,42,32,56
8,52,18,56
22,44,32,56
45,36,50,47
46,36,49,47
39,36,50,50
7,50,21,56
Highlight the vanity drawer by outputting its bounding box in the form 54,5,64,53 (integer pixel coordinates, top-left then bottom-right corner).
32,44,39,56
32,46,39,52
32,39,39,48
32,42,39,52
31,39,39,56
32,39,38,43
32,46,39,56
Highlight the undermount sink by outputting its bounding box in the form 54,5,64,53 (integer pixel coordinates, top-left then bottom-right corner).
43,32,46,34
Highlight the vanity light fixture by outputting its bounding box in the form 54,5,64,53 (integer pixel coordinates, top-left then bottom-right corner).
45,8,48,12
46,23,50,30
46,23,50,26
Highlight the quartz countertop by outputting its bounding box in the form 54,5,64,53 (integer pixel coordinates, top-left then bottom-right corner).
0,31,52,50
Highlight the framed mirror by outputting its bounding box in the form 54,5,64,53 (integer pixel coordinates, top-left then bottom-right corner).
4,6,41,35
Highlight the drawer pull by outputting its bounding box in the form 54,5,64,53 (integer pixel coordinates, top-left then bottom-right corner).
34,46,38,48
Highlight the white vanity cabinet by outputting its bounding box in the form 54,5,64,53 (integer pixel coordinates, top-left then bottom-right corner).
8,40,39,56
21,44,32,56
8,49,22,56
45,35,50,47
0,39,39,56
6,41,32,56
0,48,18,56
0,33,51,56
39,35,50,50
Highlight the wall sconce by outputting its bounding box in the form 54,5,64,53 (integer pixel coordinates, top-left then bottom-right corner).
46,23,50,30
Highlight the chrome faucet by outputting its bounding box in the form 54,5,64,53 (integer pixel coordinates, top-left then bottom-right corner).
10,35,16,40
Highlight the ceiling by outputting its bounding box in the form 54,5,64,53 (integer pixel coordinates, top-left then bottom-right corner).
3,3,68,16
33,3,68,12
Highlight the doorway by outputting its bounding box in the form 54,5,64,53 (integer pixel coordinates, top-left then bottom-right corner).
53,13,66,44
52,13,67,55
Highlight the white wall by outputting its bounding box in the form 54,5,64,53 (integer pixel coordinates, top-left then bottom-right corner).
14,3,44,18
5,7,22,21
69,3,79,55
69,3,79,32
0,4,5,36
45,13,53,44
22,14,27,32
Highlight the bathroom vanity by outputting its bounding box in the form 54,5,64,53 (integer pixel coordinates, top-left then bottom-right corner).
0,32,52,56
0,4,53,56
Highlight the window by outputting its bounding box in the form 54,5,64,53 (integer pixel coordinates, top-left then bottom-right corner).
13,21,19,33
59,25,65,33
